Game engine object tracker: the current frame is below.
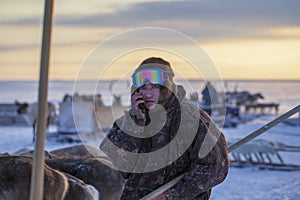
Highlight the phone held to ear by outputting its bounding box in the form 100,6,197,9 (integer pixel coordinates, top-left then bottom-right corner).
137,97,146,111
134,91,146,111
138,100,146,110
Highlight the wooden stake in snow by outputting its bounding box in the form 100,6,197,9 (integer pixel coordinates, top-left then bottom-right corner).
29,0,54,200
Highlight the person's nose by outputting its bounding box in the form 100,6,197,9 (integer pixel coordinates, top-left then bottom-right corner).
143,89,154,97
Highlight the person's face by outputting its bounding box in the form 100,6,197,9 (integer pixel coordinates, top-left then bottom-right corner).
139,84,161,109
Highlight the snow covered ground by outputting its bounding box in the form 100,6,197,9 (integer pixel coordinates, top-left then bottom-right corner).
211,116,300,200
0,114,299,200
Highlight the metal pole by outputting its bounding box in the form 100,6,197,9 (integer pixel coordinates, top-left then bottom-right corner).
140,104,300,200
29,0,54,200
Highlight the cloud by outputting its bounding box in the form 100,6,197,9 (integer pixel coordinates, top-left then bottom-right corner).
0,44,39,52
2,0,299,40
61,1,299,26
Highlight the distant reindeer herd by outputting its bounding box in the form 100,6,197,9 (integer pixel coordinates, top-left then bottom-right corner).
189,90,279,115
225,91,279,114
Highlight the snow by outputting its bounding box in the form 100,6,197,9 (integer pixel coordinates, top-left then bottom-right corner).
0,125,74,152
212,167,300,200
211,116,300,200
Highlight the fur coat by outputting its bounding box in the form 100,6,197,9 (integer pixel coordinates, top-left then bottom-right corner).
100,85,229,200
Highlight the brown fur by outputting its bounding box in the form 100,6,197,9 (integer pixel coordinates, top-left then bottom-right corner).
46,157,124,200
2,145,125,200
0,155,68,200
64,173,99,200
49,144,107,158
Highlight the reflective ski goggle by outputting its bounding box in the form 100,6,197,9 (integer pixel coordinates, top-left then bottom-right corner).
132,68,169,88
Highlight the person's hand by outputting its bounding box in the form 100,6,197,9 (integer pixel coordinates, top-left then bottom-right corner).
131,92,145,119
152,191,167,200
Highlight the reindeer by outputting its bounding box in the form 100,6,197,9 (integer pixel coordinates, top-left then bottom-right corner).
226,91,264,106
9,144,125,200
0,155,100,200
46,145,125,200
0,155,68,200
16,101,57,142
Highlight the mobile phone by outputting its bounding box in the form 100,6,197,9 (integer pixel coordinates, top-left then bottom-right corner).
134,90,145,110
137,97,146,110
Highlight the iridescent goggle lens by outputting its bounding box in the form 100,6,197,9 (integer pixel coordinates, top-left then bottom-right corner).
132,68,168,88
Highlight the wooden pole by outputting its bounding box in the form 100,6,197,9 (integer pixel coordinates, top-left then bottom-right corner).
140,104,300,200
29,0,54,200
228,104,300,152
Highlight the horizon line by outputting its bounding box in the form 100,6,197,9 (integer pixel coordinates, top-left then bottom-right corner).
0,78,300,82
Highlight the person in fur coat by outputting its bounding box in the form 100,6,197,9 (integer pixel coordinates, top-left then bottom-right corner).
100,57,229,200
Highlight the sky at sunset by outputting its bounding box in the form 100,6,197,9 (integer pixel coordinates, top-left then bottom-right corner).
0,0,299,81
